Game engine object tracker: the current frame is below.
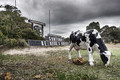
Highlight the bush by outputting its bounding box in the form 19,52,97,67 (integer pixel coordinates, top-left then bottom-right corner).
4,38,17,48
17,39,28,47
8,27,22,39
21,28,43,40
0,26,9,36
4,38,28,48
0,30,5,45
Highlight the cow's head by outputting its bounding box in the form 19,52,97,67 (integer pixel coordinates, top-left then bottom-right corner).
100,51,112,67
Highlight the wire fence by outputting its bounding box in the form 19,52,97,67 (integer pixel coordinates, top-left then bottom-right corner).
28,39,70,46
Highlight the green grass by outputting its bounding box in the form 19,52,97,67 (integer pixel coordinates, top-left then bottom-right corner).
0,47,120,80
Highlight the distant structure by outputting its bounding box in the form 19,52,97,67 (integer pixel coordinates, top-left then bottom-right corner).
28,19,46,37
45,34,64,42
28,34,69,46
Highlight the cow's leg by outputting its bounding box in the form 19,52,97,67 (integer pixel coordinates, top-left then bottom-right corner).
85,35,94,66
77,50,82,58
68,43,74,60
88,47,94,66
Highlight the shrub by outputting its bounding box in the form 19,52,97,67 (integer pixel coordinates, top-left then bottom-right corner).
0,30,5,45
0,26,9,36
4,38,28,48
8,27,22,39
4,38,17,48
17,39,28,47
21,28,43,40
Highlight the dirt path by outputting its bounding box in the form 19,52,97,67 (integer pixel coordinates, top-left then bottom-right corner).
106,44,120,48
3,44,120,56
3,46,69,56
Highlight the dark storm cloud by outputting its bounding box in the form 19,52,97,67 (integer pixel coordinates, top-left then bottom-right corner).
7,0,119,26
51,24,71,34
48,1,81,25
1,0,120,25
91,0,120,17
52,30,66,34
18,0,120,36
1,0,120,37
48,0,120,25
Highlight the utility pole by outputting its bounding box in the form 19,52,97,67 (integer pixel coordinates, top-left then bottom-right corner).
49,9,51,34
15,0,16,7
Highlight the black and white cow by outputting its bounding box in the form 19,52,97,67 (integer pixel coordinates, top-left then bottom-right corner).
68,29,111,66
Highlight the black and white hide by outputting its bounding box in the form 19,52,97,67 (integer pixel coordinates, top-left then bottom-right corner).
68,29,111,66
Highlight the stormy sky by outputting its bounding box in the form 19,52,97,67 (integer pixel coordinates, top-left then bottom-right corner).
1,0,120,37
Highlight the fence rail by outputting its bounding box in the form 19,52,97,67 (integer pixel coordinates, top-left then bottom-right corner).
28,39,69,46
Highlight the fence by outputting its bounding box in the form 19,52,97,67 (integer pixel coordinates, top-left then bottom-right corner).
28,39,70,46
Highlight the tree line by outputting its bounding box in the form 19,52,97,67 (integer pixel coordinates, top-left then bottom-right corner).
86,22,120,43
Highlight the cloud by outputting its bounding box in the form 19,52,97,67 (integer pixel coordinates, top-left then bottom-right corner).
1,0,120,37
11,0,120,25
49,0,120,25
1,0,120,25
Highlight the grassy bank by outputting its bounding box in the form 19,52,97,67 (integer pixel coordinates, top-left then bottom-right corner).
0,47,120,80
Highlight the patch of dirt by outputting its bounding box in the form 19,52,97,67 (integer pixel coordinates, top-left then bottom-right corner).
3,44,119,56
106,44,120,48
3,46,69,56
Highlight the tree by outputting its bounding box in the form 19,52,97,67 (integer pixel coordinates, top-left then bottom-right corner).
21,28,44,40
87,22,120,43
0,30,5,45
86,22,101,32
0,4,45,48
101,25,120,43
5,4,21,14
0,5,44,41
64,37,70,42
110,28,120,43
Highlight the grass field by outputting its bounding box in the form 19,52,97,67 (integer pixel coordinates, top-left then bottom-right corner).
0,46,120,80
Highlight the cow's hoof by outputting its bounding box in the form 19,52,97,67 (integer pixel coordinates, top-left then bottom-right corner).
89,63,94,66
105,64,109,67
